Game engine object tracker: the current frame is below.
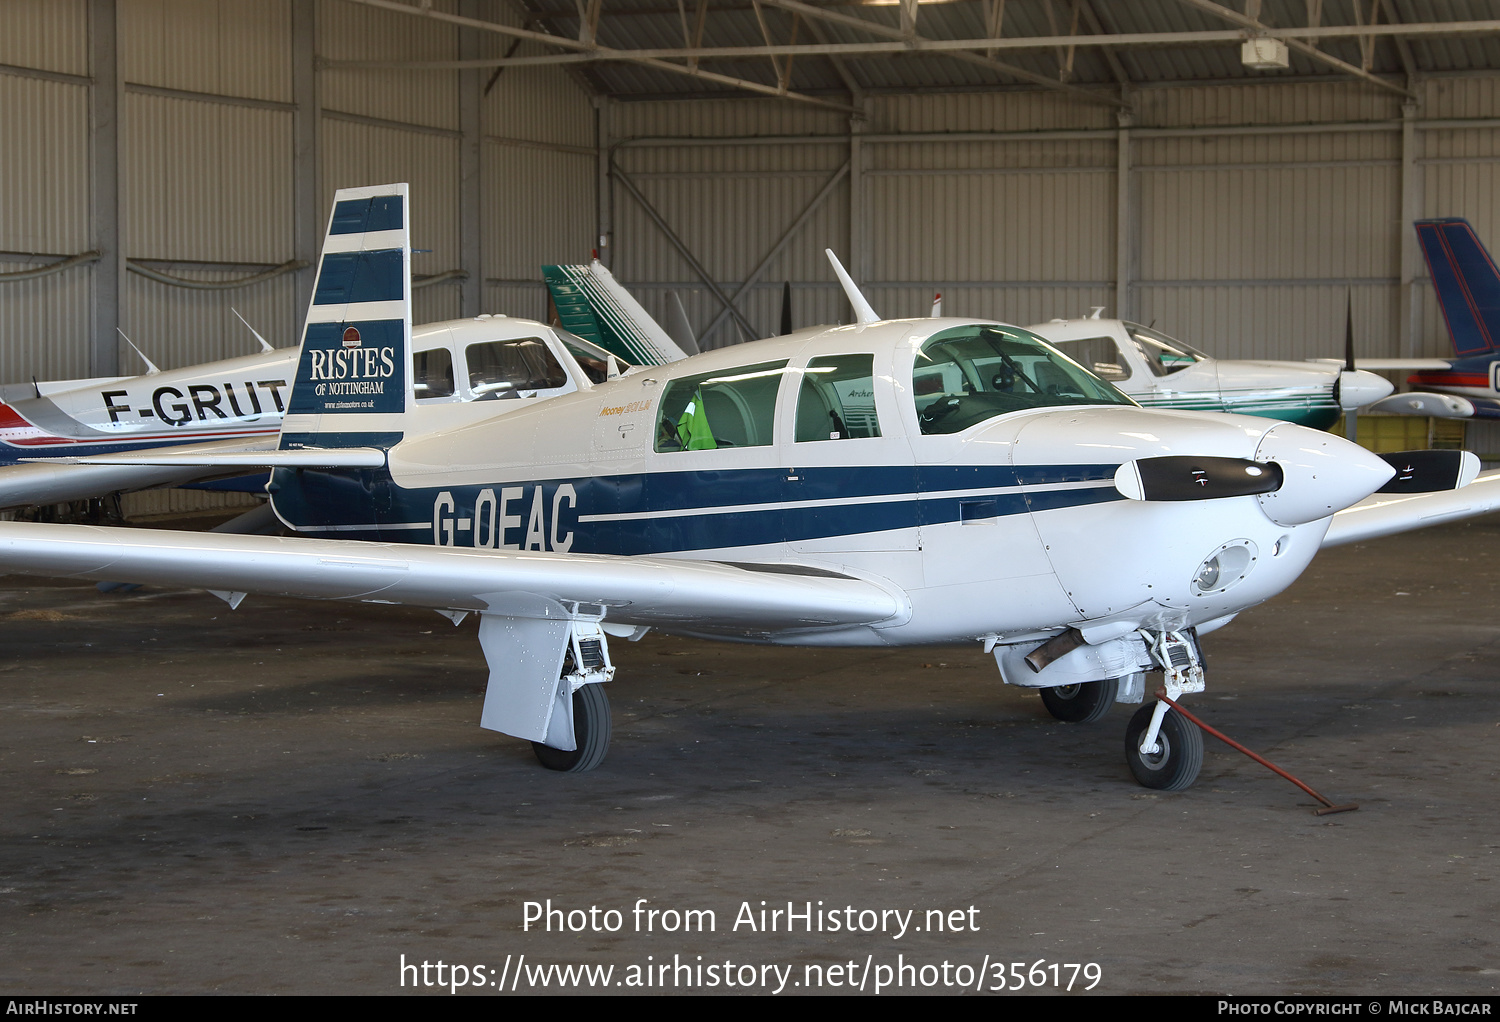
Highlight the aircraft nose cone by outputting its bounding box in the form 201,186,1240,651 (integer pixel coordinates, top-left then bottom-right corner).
1253,422,1395,526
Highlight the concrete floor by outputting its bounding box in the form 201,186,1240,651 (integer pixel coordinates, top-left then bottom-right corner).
0,516,1497,996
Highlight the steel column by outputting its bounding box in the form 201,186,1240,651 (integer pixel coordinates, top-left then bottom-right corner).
292,0,320,331
88,0,120,377
1115,115,1134,321
1399,100,1422,359
459,0,483,317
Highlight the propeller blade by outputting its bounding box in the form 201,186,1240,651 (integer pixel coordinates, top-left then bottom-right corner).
780,281,792,336
1115,456,1284,502
1375,450,1481,493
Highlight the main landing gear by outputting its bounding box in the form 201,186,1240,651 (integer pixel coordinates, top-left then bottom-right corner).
533,682,612,773
1039,678,1118,723
529,621,614,773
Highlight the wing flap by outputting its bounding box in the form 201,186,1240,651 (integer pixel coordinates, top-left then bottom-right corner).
0,523,906,632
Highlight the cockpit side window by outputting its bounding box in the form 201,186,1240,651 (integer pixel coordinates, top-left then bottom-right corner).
913,325,1134,435
413,347,456,399
796,354,881,442
655,360,790,452
555,327,629,384
1127,323,1206,378
465,338,569,400
1049,336,1132,381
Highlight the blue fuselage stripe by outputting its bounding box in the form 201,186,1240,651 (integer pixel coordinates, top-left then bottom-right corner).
269,464,1125,554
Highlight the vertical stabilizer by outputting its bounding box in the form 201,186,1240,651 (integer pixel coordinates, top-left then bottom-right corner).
1416,218,1500,358
542,261,692,366
280,183,411,451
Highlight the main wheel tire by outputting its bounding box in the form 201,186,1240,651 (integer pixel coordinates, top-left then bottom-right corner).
1040,678,1119,723
1123,702,1204,791
532,683,612,773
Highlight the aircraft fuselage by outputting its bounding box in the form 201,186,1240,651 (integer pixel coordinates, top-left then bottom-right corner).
269,319,1382,650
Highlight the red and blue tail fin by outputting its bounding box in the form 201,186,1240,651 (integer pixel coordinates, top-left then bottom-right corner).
1416,218,1500,359
280,183,411,451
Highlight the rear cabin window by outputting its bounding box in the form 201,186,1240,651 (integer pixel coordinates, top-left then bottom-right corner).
795,354,881,442
655,361,790,452
465,338,568,399
1049,336,1131,381
413,347,456,399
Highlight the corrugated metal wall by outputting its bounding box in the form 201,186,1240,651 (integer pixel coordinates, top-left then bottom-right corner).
0,0,596,515
610,76,1499,367
2,1,1500,510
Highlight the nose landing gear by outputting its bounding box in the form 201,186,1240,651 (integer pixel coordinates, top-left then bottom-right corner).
1123,702,1203,790
1125,628,1207,790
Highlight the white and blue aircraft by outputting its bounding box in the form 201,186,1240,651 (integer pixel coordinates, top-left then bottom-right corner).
3,182,1498,793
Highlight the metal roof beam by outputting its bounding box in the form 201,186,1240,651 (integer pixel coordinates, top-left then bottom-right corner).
1173,0,1415,98
324,22,1500,71
342,0,859,114
757,0,1124,108
1377,0,1418,85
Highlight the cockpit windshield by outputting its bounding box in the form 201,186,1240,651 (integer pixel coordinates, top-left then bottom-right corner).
912,324,1135,435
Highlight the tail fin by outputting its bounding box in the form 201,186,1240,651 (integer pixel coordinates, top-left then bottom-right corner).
1416,218,1500,358
281,183,411,451
542,260,692,366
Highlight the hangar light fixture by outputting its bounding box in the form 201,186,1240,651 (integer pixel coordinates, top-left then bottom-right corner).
1241,36,1290,69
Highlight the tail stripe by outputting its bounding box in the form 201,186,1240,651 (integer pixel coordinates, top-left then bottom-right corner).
1416,218,1500,358
279,183,411,448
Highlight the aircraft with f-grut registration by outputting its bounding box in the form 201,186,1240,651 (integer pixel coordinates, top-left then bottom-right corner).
4,182,1500,793
0,266,671,514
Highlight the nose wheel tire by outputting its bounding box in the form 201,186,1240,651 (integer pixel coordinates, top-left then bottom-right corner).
1123,702,1203,791
532,683,612,773
1040,678,1119,723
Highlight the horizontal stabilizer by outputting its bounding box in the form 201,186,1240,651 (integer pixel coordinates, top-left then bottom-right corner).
0,523,907,634
25,444,386,469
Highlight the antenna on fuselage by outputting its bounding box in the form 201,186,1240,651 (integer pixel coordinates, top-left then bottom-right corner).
231,308,276,353
116,329,160,375
825,249,880,325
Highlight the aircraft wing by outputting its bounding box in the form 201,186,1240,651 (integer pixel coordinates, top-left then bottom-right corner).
0,522,906,634
1322,470,1500,547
